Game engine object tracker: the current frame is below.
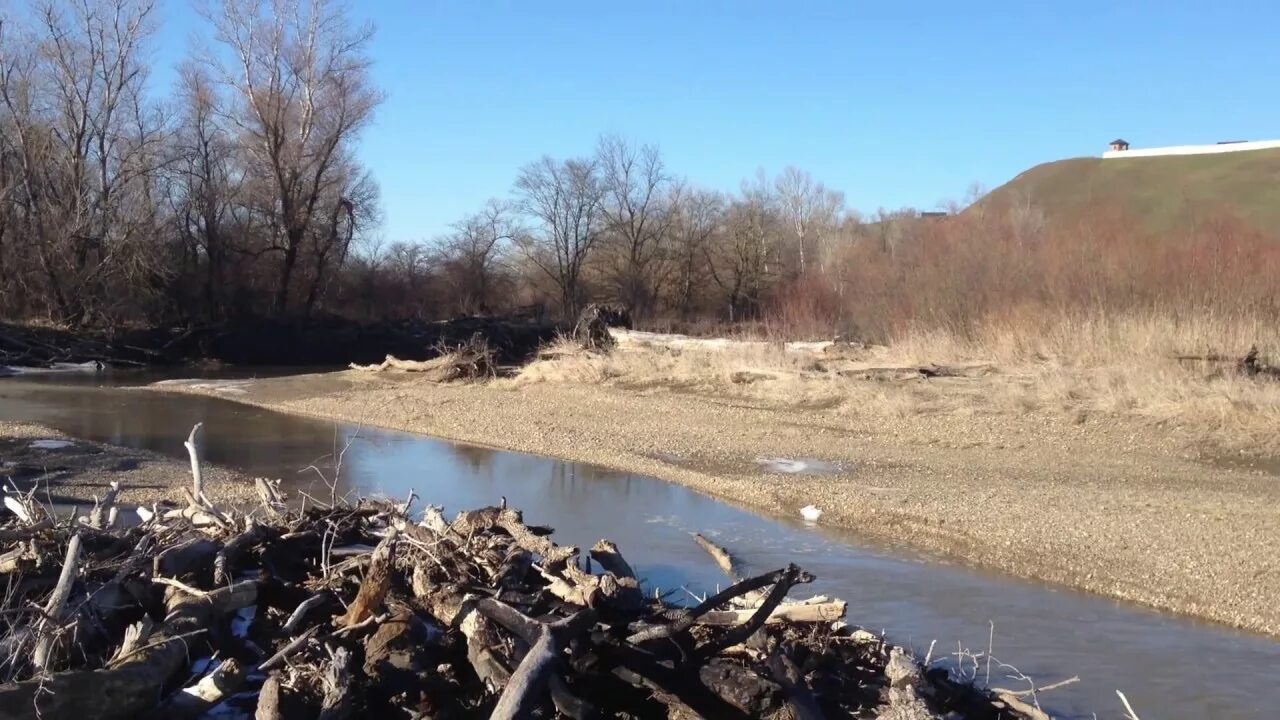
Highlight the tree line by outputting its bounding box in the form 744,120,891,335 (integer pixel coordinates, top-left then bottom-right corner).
0,0,874,330
7,1,1269,342
375,140,861,327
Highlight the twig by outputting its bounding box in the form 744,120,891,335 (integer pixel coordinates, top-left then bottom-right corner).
257,626,319,672
153,576,210,597
282,593,329,634
1117,690,1142,720
105,629,209,669
986,620,994,685
330,611,387,638
992,675,1081,696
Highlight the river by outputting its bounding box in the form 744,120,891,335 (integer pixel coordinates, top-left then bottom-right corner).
1,372,1277,719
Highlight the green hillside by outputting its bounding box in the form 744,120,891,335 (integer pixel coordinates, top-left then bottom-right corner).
979,148,1280,236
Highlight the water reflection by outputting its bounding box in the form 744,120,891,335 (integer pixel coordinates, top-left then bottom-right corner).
1,376,1279,719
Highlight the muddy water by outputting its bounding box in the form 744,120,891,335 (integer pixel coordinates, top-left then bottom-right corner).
2,374,1279,719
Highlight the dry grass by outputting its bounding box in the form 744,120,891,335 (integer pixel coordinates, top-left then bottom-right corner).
508,311,1280,456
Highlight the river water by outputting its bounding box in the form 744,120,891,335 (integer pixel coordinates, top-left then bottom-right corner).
1,373,1277,719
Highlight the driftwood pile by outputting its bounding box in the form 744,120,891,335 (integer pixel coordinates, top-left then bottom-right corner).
0,321,174,369
349,335,497,381
0,427,1053,719
1175,345,1280,379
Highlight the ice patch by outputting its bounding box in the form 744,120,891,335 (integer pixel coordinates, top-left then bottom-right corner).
230,604,256,638
29,439,74,450
757,457,840,475
760,457,810,473
152,378,250,395
643,514,680,526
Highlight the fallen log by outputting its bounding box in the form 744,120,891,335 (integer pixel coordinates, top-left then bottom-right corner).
1176,345,1280,379
0,580,257,720
692,532,736,576
692,531,770,607
347,336,495,381
476,600,597,720
697,599,847,625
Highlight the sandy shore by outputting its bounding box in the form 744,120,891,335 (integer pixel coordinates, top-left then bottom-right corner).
0,420,255,509
150,370,1280,636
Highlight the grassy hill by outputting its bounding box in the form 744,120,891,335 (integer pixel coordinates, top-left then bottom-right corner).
979,148,1280,236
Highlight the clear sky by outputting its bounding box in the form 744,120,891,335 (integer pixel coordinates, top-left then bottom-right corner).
150,0,1280,243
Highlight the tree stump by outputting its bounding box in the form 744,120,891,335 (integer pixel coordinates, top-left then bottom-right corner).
573,304,616,351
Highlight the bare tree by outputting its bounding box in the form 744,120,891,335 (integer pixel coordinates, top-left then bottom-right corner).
169,62,236,318
513,156,603,318
707,184,779,321
0,0,167,323
381,240,436,319
439,198,516,314
204,0,383,315
595,135,676,319
668,187,723,318
774,166,844,274
301,170,377,314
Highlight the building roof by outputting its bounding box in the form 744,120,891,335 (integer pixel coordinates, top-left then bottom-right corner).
1110,138,1129,145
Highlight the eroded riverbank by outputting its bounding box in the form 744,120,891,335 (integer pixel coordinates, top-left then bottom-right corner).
150,369,1280,638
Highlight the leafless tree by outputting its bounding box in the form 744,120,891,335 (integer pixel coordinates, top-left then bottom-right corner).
668,187,723,318
439,198,517,314
775,166,844,274
596,135,677,319
381,240,436,318
513,155,603,318
203,0,383,315
707,184,779,321
0,0,167,324
169,62,236,318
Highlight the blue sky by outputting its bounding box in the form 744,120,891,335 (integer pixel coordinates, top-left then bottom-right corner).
149,1,1280,243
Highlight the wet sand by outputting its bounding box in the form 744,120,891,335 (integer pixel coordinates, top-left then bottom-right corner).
150,370,1280,636
0,420,255,509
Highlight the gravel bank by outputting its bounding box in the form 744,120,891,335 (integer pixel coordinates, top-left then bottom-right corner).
0,420,256,509
150,371,1280,636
